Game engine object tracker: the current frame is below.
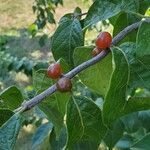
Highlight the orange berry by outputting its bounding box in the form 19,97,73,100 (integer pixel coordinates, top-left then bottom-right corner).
96,32,112,49
47,63,62,79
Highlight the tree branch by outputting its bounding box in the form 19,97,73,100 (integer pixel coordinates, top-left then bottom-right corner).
78,12,88,17
19,19,149,112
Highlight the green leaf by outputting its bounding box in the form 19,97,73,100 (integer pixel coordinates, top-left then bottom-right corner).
103,47,130,127
51,18,84,67
136,22,150,57
138,110,150,131
112,41,150,118
116,135,134,149
72,141,99,150
131,133,150,150
103,119,125,149
47,10,55,24
50,126,99,150
120,42,150,90
51,0,63,6
0,109,14,127
59,58,71,73
84,0,120,28
0,113,22,150
50,127,67,150
121,112,141,133
73,7,82,20
32,122,53,149
66,96,106,148
33,69,70,136
124,97,150,114
28,23,38,37
113,12,138,44
74,46,112,97
119,42,136,64
38,102,64,139
131,55,150,90
112,0,150,39
84,0,140,28
139,0,150,14
0,86,24,110
58,13,73,25
74,7,82,15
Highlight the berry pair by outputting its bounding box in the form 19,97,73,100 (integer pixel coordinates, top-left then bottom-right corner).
47,63,72,92
92,31,112,57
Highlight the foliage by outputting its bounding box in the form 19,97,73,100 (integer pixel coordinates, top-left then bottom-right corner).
29,0,63,36
0,0,150,149
0,40,49,78
0,39,49,90
0,113,22,150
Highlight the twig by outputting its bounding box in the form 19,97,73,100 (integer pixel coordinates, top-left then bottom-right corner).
78,12,88,17
19,19,149,112
73,12,88,19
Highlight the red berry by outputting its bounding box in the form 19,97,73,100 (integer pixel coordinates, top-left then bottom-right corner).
92,47,102,57
47,63,62,79
95,32,112,49
56,77,72,92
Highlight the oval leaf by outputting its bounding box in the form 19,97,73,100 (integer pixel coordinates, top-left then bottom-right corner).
84,0,140,28
0,86,23,110
103,119,125,149
74,46,112,97
0,109,14,127
66,96,106,148
51,18,84,67
103,47,130,127
0,113,22,150
120,42,150,91
136,22,150,57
